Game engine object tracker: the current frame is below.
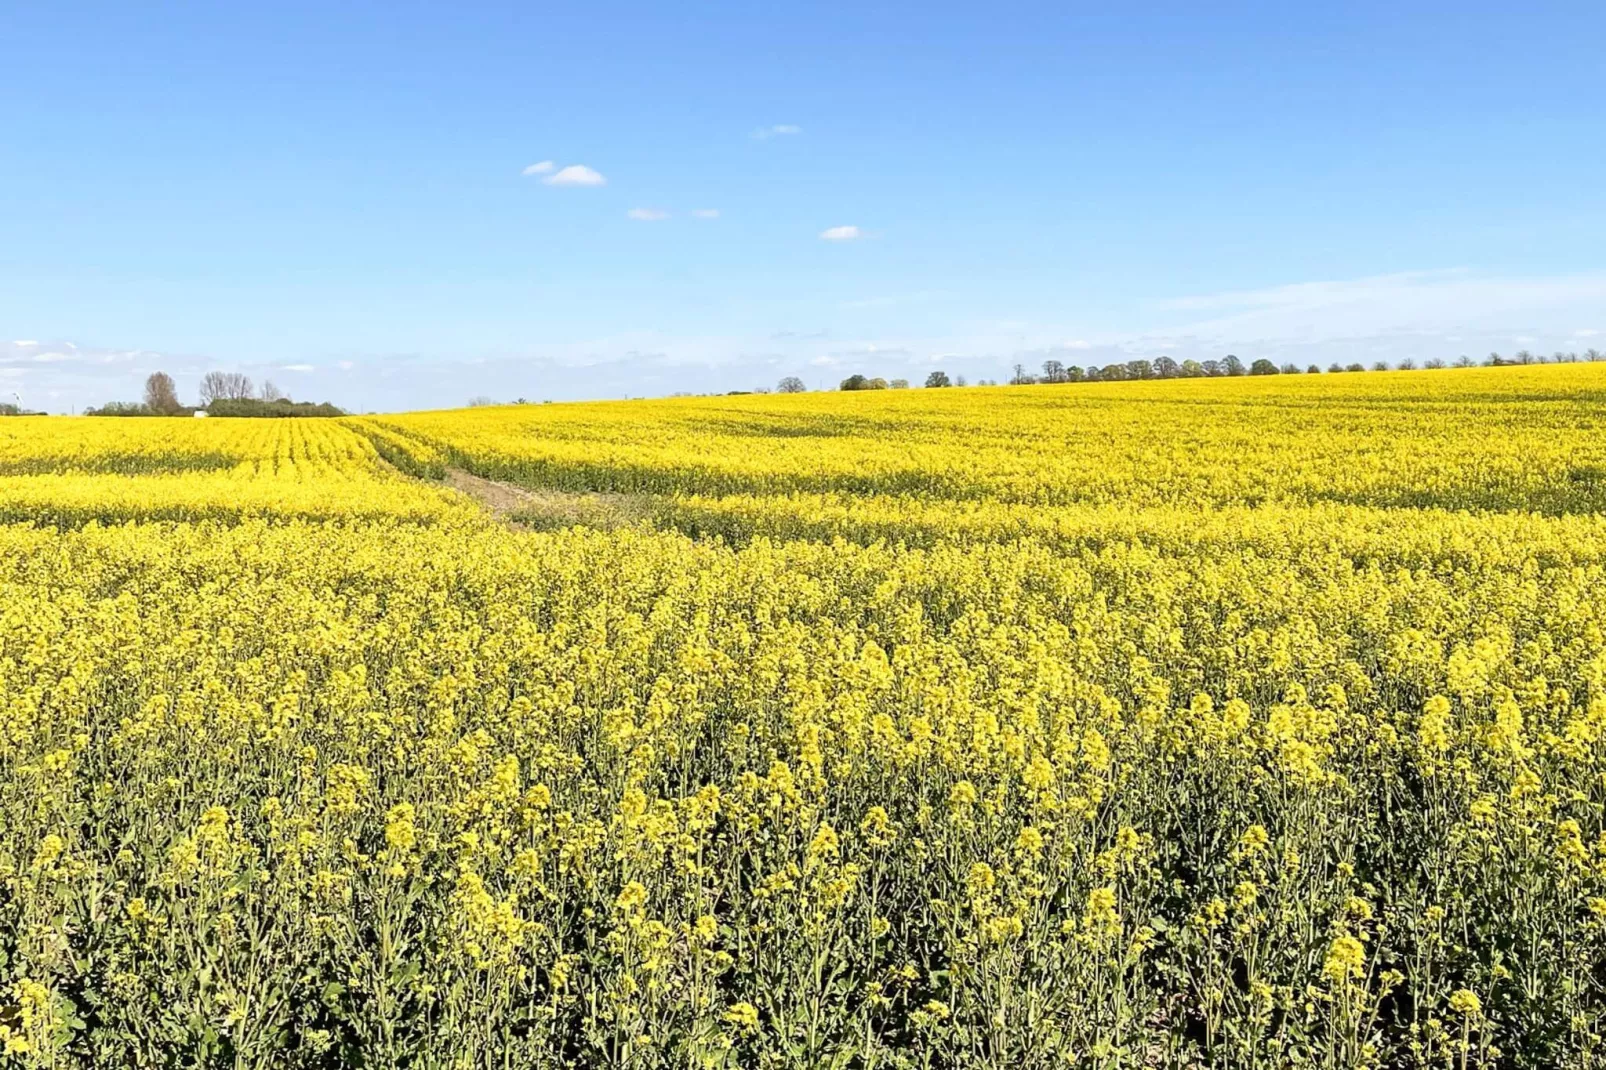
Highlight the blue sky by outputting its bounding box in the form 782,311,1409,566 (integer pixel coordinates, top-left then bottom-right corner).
4,2,1604,411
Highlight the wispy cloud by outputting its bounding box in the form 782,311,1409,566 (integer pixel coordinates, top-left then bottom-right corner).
521,160,556,176
543,164,607,187
691,208,720,219
11,340,37,347
752,124,801,140
819,225,862,242
841,291,942,310
1158,269,1606,340
626,208,669,221
280,364,316,372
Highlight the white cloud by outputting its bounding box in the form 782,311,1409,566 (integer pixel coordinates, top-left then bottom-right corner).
280,363,315,372
626,208,669,221
1157,270,1606,342
752,124,801,140
544,165,606,187
12,340,37,347
337,360,355,371
819,225,863,242
809,355,839,366
691,208,719,219
1575,328,1600,338
521,160,556,176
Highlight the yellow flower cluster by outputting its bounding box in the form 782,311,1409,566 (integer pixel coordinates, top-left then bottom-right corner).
1,364,1604,1066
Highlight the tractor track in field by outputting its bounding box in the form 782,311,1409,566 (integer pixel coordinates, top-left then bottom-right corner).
443,466,653,532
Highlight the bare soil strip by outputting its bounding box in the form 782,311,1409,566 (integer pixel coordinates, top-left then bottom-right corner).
444,467,653,531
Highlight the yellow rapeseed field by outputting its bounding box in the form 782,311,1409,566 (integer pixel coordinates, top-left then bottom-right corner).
3,365,1606,1067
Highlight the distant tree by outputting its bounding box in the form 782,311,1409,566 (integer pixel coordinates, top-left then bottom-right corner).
1041,360,1065,384
1009,363,1034,385
1372,361,1389,372
1101,363,1128,382
1329,363,1345,373
467,396,498,407
1346,363,1365,373
1307,365,1322,374
777,376,806,393
205,398,344,417
1424,358,1445,369
1515,350,1535,365
1179,360,1204,378
924,371,951,388
143,372,182,414
888,378,909,389
1587,349,1604,362
867,377,889,390
1064,365,1085,383
1280,363,1299,375
1201,360,1222,377
199,371,254,406
1249,359,1279,376
85,401,155,416
1396,358,1416,371
1153,356,1179,379
1083,367,1102,382
1485,352,1503,366
1223,355,1246,377
0,403,20,416
1126,359,1153,380
259,379,288,402
954,375,968,386
1456,355,1476,368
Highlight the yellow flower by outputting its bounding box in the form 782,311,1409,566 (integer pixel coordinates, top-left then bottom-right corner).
724,1001,761,1033
967,862,997,899
384,803,418,852
1323,934,1366,983
1239,824,1270,856
615,881,649,913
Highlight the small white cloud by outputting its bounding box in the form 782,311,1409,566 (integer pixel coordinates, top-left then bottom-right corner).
819,225,862,242
522,160,556,176
752,124,801,140
11,340,38,347
691,208,720,219
810,355,839,366
280,363,315,372
544,164,606,187
1575,328,1600,338
337,360,355,371
626,208,669,221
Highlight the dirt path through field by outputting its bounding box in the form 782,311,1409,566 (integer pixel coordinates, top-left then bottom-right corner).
445,467,653,531
445,467,538,517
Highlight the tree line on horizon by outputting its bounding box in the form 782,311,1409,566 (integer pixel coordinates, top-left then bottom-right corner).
83,372,345,417
802,347,1606,392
